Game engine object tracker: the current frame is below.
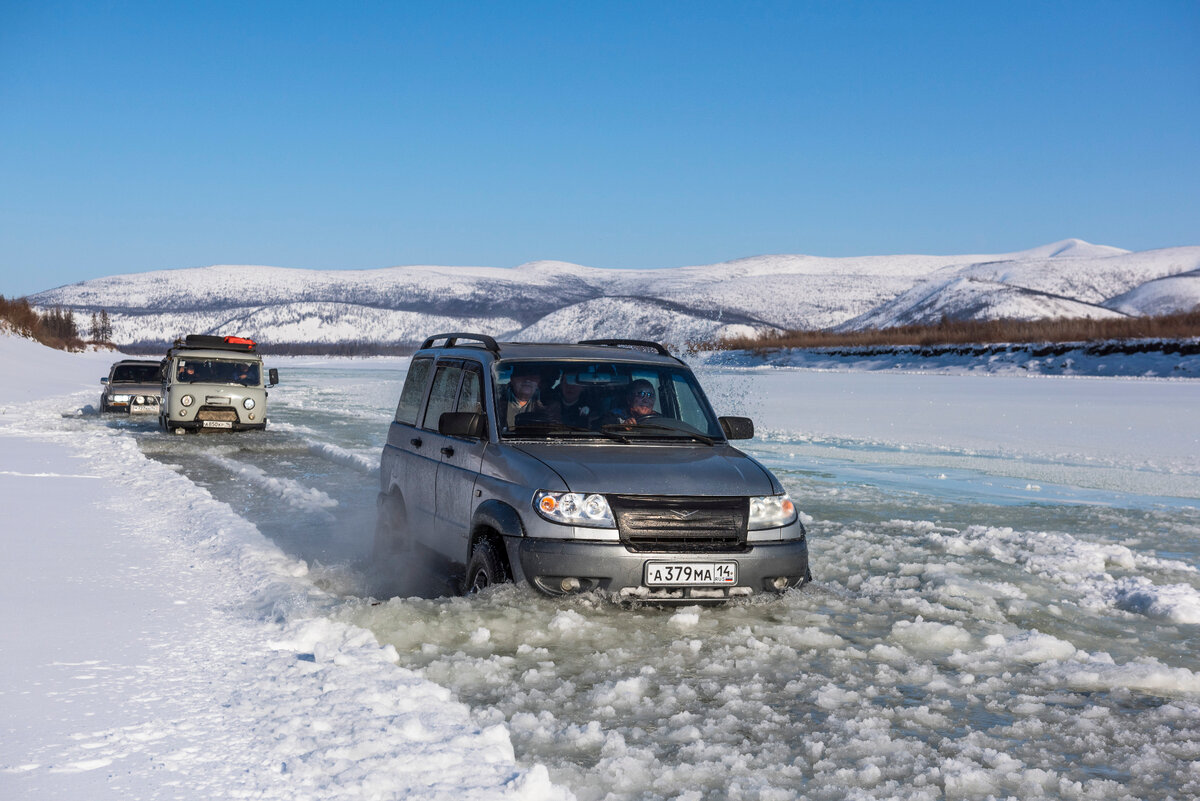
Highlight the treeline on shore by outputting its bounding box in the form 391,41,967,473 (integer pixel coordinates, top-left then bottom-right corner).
0,296,113,351
717,310,1200,353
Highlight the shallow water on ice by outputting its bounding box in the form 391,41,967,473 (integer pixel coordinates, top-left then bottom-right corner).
113,362,1200,800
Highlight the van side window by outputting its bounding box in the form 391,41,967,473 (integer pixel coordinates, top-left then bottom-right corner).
394,358,434,425
422,363,464,430
457,363,483,415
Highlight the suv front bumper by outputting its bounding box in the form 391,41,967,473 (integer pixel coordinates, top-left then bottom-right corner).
511,536,810,602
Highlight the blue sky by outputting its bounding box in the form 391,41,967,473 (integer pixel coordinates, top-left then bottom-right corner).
2,1,1197,296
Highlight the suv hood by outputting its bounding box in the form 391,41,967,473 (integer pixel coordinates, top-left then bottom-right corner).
513,442,777,496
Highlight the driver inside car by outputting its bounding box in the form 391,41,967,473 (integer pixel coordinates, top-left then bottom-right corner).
603,379,659,426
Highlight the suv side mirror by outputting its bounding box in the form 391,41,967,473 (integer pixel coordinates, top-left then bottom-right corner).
439,412,487,439
268,368,279,387
100,377,108,384
719,416,754,440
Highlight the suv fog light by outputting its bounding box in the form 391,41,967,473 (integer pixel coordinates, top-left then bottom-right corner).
560,577,581,592
772,576,790,590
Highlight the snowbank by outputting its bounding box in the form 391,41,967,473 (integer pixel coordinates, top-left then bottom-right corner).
0,334,568,800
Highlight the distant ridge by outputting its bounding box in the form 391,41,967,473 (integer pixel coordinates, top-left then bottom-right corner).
28,240,1200,348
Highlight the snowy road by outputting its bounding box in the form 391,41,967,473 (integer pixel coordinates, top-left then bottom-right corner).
134,362,1200,800
6,351,1200,800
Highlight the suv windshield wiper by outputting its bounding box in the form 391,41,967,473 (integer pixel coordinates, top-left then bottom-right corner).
599,422,717,446
509,422,632,444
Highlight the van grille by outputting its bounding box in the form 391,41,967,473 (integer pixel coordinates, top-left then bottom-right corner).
608,495,749,553
196,407,239,423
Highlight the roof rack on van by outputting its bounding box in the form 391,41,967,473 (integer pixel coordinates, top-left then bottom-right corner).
172,334,257,353
578,339,673,357
421,333,500,353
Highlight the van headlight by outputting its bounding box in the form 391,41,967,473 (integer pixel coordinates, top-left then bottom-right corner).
180,395,194,407
534,491,614,528
748,493,798,530
243,398,255,409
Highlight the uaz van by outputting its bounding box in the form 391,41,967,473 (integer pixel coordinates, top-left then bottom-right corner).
160,335,277,433
375,334,810,602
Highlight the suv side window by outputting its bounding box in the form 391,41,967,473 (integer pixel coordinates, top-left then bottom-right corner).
422,361,464,430
457,362,483,415
395,357,433,425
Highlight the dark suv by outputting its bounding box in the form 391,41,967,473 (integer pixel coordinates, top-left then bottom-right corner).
375,334,810,602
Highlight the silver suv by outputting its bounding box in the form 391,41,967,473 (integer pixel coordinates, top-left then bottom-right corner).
375,334,810,603
159,335,278,433
100,359,162,414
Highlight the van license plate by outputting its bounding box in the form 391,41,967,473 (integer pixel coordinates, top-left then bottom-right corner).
645,561,737,586
202,420,233,429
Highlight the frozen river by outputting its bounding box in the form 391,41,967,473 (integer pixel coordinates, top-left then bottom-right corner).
119,361,1200,801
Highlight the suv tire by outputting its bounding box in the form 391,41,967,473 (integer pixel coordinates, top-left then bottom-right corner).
466,539,509,593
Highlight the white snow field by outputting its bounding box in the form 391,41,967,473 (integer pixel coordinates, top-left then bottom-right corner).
3,333,1200,801
0,335,563,801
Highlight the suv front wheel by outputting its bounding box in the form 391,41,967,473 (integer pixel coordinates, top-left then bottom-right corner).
466,539,509,593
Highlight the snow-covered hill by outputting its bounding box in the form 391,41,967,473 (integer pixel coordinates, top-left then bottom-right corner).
28,240,1200,347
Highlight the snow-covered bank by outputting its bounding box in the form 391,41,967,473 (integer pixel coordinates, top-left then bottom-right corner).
0,335,564,800
701,338,1200,377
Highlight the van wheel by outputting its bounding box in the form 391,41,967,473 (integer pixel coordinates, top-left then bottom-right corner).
466,540,509,594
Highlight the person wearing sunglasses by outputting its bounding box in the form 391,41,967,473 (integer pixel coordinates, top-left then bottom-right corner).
604,379,660,426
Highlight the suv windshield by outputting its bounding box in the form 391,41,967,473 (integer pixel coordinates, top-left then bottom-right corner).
175,358,260,387
494,359,723,441
112,364,160,383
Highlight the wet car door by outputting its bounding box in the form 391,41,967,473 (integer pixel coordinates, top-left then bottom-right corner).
411,359,464,552
433,360,488,563
383,357,437,536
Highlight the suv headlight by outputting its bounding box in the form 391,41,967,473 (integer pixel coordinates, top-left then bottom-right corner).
748,493,798,530
111,394,131,402
534,491,615,528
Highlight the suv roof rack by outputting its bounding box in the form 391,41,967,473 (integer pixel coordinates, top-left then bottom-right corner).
578,339,673,357
421,332,500,353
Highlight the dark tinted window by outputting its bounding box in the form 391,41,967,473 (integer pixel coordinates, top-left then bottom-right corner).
394,358,433,425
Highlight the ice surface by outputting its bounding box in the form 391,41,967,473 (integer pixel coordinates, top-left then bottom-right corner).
4,334,1199,800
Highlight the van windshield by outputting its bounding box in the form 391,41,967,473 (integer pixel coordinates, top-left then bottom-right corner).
494,360,723,442
175,358,261,387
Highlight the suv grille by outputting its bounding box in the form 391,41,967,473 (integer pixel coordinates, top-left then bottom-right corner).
609,495,749,553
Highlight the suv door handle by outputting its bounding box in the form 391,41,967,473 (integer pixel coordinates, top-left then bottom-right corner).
440,446,455,457
410,437,423,448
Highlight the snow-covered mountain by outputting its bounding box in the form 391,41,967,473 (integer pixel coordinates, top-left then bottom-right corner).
28,240,1200,347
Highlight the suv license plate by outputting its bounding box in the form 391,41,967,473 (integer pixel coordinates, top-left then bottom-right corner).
201,420,233,429
645,561,737,586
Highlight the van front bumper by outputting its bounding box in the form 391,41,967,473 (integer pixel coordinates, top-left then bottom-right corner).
511,536,810,602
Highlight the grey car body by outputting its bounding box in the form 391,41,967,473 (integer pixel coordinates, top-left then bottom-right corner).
375,334,810,603
159,335,277,433
100,359,163,414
